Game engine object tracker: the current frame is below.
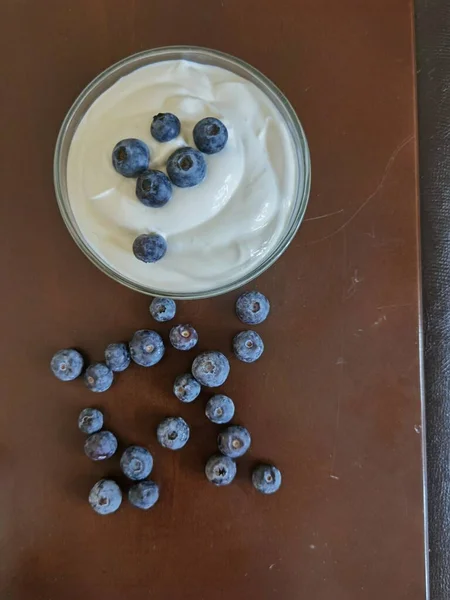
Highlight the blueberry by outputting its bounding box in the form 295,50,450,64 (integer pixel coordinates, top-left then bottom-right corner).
151,112,181,142
233,331,264,363
252,464,282,494
112,138,149,178
193,117,228,154
150,297,176,322
218,425,251,458
129,330,165,367
83,363,113,392
89,479,122,515
166,147,206,188
105,342,130,373
169,324,198,351
191,351,230,388
128,480,160,510
173,373,201,403
136,170,172,208
156,417,190,450
205,455,237,486
50,348,83,382
133,233,167,263
235,291,270,325
120,446,153,481
78,408,103,434
84,431,118,461
205,395,235,424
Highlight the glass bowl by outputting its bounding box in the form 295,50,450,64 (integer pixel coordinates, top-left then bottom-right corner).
54,46,311,299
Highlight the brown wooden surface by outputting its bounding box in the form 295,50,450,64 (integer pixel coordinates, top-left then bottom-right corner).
1,1,425,599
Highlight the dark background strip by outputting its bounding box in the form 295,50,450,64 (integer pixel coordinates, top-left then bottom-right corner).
416,1,450,598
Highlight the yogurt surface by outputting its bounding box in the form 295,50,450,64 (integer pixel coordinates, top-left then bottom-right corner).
67,60,299,293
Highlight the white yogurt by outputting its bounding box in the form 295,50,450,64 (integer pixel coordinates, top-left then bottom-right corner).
67,60,298,293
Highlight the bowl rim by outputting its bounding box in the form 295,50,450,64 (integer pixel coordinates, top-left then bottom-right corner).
54,45,311,299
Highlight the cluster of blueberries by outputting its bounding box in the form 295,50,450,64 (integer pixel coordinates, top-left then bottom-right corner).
50,290,281,515
111,113,229,264
79,409,158,514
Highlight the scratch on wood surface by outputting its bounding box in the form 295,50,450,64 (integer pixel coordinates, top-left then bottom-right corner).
344,269,363,300
308,134,414,245
304,209,344,222
371,314,387,327
376,303,412,311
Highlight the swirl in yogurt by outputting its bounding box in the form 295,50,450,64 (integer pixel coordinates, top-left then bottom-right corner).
67,60,299,293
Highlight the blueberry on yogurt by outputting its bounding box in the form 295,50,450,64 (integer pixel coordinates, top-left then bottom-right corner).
169,324,198,351
151,112,181,142
133,233,167,263
166,147,206,188
233,331,264,363
50,348,83,382
235,291,270,325
112,138,149,178
193,117,228,154
129,330,165,367
136,170,172,208
191,351,230,388
150,297,176,322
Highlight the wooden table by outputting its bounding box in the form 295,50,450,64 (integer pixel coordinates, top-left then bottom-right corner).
0,1,425,598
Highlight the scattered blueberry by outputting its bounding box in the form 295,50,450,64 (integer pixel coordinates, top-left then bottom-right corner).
169,324,198,351
173,373,201,403
205,395,235,424
105,342,130,373
205,454,237,486
166,147,206,188
191,351,230,388
156,417,190,450
50,348,83,382
112,138,149,178
151,113,181,143
128,480,160,510
133,233,167,263
84,363,113,392
120,446,153,481
218,425,251,458
84,431,118,461
129,330,165,367
252,464,282,494
235,291,270,325
89,479,122,515
78,408,103,434
233,331,264,363
136,170,172,208
149,297,176,322
193,117,228,154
